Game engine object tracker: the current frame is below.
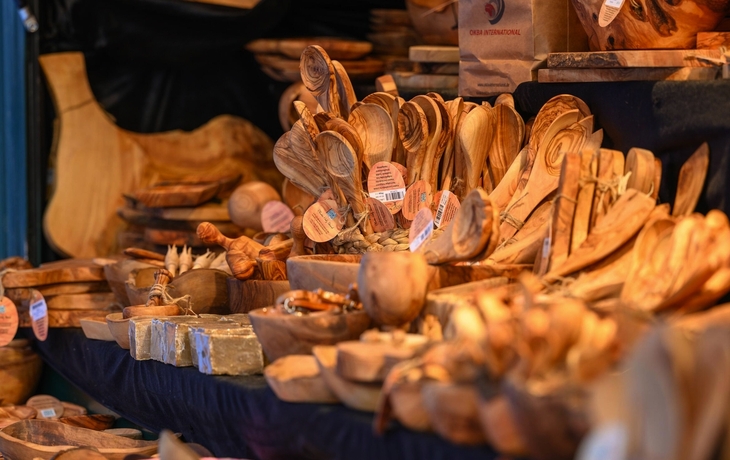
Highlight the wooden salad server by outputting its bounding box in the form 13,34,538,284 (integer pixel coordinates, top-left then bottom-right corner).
300,45,340,117
673,142,710,217
458,105,495,197
499,113,590,243
398,101,429,185
273,132,327,197
324,117,365,165
197,222,264,280
422,189,495,264
348,103,395,169
332,60,357,119
316,130,371,233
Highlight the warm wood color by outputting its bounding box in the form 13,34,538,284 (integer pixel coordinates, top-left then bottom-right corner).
1,259,106,289
625,148,656,195
571,149,598,253
696,32,730,49
197,222,263,280
133,183,219,209
335,335,427,383
144,203,230,222
391,72,459,90
4,282,111,306
422,383,486,445
17,309,119,328
458,105,495,196
39,52,279,258
488,104,524,188
348,103,394,168
538,67,719,83
0,419,158,460
488,200,551,265
43,293,118,311
408,45,460,63
398,101,429,185
547,50,721,68
58,415,115,431
312,345,382,412
248,308,372,362
247,37,373,60
186,0,260,9
79,317,115,341
673,143,709,217
264,355,339,404
227,279,290,314
545,152,582,275
286,255,361,294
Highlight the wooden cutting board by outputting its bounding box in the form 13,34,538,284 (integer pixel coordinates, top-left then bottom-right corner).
391,72,459,89
1,259,107,289
247,37,373,60
547,50,722,68
117,207,238,234
132,183,219,208
538,67,719,83
4,282,112,306
39,52,282,258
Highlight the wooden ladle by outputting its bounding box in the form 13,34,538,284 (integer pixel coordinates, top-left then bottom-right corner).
316,130,370,233
348,103,395,170
197,222,263,280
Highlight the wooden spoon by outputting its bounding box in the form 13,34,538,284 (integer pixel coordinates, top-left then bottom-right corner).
197,222,263,280
316,130,370,233
348,103,395,169
300,45,339,117
440,97,464,191
362,92,401,163
332,60,357,119
422,189,493,264
411,95,443,191
488,199,552,265
429,97,452,190
293,101,320,150
273,132,327,197
487,103,524,187
324,117,364,164
673,142,709,217
458,105,496,197
625,148,656,195
398,101,429,185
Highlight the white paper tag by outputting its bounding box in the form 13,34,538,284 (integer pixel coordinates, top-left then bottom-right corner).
598,0,625,27
576,422,628,460
410,225,433,252
30,297,48,322
370,188,406,203
434,191,451,227
40,408,57,418
409,208,435,252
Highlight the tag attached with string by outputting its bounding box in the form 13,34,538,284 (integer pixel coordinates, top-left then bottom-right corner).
598,0,625,27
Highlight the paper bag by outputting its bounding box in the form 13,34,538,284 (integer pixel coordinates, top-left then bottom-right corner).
459,0,588,96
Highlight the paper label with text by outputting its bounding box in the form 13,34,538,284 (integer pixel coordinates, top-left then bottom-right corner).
598,0,625,27
261,201,295,233
402,180,433,220
409,208,435,252
368,161,407,214
30,289,48,341
303,200,344,243
432,190,461,228
367,197,396,233
0,297,18,347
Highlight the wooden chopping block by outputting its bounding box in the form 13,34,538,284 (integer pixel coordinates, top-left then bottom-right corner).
1,259,107,289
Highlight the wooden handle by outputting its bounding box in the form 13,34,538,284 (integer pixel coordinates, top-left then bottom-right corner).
146,269,172,307
258,239,294,261
289,216,307,258
197,222,233,250
123,247,165,261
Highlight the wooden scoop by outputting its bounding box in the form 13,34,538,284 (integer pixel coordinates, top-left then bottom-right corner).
348,103,395,169
422,189,494,265
197,222,263,280
673,142,709,217
398,101,429,185
324,118,364,164
273,132,327,197
332,60,357,119
316,131,370,233
300,45,339,116
122,269,180,318
362,92,401,163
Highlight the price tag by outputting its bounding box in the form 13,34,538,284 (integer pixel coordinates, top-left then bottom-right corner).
391,162,408,185
598,0,625,27
29,289,48,341
409,208,435,252
367,161,407,214
576,422,628,460
0,296,19,347
26,394,64,419
402,180,433,220
261,201,295,233
302,200,344,243
367,197,396,233
431,190,461,228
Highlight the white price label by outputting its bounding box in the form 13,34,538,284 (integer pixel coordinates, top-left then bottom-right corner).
370,188,406,203
40,408,57,418
409,225,433,252
434,191,451,227
577,423,628,460
605,0,623,7
30,298,48,322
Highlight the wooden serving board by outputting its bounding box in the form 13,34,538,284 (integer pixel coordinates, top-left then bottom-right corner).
538,67,719,83
408,45,460,63
133,183,219,208
42,293,119,311
547,50,722,68
117,207,238,233
1,259,107,289
145,202,231,221
4,282,112,305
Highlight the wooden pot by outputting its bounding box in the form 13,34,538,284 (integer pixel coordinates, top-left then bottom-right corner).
0,342,43,405
571,0,730,50
249,308,372,362
0,419,158,460
286,254,362,294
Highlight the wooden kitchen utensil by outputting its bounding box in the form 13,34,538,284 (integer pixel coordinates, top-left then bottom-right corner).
398,101,429,185
673,143,710,217
196,222,263,280
348,103,395,169
300,45,340,117
458,105,495,197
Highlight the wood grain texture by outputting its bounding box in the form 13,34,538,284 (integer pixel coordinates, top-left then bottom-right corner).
544,152,582,276
571,149,598,253
1,259,106,289
547,50,721,68
133,183,219,208
39,52,279,258
673,143,709,217
696,32,730,49
538,67,719,83
17,308,120,328
409,45,460,63
227,278,291,313
247,37,373,60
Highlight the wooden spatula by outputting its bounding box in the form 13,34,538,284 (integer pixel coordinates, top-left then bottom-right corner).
673,142,709,217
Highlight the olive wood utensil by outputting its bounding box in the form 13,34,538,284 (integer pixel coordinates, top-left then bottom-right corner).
488,199,552,265
324,118,364,164
458,105,496,197
673,142,709,217
440,97,464,191
292,100,320,150
398,101,429,185
570,149,599,253
348,103,395,169
590,149,618,230
625,147,656,195
300,45,340,117
411,95,443,191
422,189,494,264
197,222,263,279
273,132,327,197
487,103,524,188
332,60,357,119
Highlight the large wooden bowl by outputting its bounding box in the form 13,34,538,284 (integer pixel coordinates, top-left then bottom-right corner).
0,419,158,460
571,0,730,50
103,259,158,307
0,341,43,405
249,307,372,362
286,255,362,294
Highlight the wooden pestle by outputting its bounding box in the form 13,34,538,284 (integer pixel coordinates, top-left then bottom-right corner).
289,216,308,258
197,222,263,280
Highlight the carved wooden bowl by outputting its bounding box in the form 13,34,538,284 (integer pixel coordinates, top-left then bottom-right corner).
286,254,362,294
572,0,730,50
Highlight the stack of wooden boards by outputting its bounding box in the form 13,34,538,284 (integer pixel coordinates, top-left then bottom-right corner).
247,37,385,83
2,259,118,328
117,175,249,252
541,40,727,83
389,45,460,92
368,8,422,60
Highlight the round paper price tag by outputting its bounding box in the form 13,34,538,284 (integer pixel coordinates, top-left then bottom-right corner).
302,200,344,243
261,201,295,233
29,289,49,342
391,162,408,184
367,197,396,233
408,208,435,252
431,190,461,229
367,161,406,214
26,394,64,419
402,180,433,221
0,297,19,347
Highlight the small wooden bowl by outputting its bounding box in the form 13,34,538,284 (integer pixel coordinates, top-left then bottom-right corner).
122,305,181,320
421,382,487,445
249,308,372,362
106,313,131,350
286,254,362,294
312,345,382,412
80,317,116,341
0,344,43,405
